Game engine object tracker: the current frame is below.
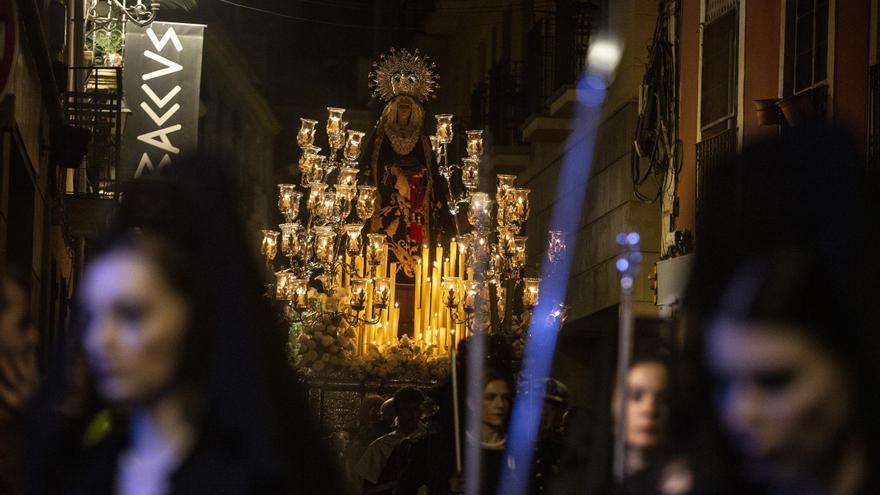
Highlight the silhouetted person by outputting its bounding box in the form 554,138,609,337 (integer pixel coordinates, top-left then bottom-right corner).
665,125,880,495
0,268,39,494
356,387,424,494
26,157,343,495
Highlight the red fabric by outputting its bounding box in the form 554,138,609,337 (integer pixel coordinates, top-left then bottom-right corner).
408,176,425,244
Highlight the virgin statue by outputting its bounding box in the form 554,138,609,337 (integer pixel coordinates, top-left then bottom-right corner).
364,48,454,278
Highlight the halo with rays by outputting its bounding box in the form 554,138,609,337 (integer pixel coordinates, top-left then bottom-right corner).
368,48,439,102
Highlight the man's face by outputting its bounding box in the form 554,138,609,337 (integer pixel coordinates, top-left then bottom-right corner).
0,280,36,352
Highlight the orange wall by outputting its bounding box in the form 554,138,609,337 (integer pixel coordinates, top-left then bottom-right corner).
833,0,871,157
743,0,782,145
676,0,701,233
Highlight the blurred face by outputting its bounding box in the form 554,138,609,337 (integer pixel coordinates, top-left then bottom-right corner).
481,379,511,430
616,362,669,449
81,249,189,405
706,320,854,481
0,280,37,352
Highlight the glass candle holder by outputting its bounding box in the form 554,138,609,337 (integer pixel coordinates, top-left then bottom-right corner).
313,226,336,264
366,233,385,267
497,174,516,201
335,187,354,219
429,135,440,154
442,276,461,308
277,184,298,214
291,278,309,310
463,280,480,311
349,278,369,311
307,155,328,184
344,223,363,256
279,223,298,256
548,230,566,264
373,277,391,309
319,192,337,221
297,118,318,148
307,183,328,213
507,188,531,227
522,277,541,308
337,168,359,188
467,192,493,229
298,145,321,176
466,130,484,157
357,186,377,220
435,114,454,144
275,271,296,300
329,121,348,152
343,130,366,162
512,236,528,269
261,230,279,261
461,158,479,191
326,107,346,136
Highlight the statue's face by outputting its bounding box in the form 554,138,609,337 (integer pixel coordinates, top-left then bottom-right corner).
396,97,413,124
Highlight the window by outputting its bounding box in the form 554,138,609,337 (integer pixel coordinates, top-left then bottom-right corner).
700,3,738,135
783,0,829,96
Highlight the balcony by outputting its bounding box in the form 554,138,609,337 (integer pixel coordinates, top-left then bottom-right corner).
695,127,737,231
63,66,124,199
523,0,594,116
61,67,124,239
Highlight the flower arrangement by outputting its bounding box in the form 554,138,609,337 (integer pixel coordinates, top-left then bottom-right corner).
295,313,358,373
291,316,449,382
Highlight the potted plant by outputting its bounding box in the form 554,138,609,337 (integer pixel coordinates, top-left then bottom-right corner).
752,98,782,126
778,84,828,126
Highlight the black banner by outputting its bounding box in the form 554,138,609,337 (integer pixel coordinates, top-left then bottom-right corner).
121,21,205,180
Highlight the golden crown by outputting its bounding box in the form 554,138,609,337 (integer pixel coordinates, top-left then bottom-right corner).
369,48,439,102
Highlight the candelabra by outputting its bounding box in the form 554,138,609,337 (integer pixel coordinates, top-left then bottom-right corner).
428,115,570,335
262,107,390,329
262,109,571,356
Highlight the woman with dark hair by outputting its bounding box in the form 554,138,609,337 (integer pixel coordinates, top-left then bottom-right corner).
26,157,342,495
665,125,880,495
574,352,671,495
396,336,516,495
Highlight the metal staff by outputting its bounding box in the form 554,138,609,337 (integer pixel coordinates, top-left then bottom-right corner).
613,232,642,481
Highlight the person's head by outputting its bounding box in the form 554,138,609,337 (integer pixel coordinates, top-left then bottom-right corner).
540,378,569,435
359,394,384,428
469,369,513,432
393,387,424,433
703,249,862,484
0,267,37,353
613,358,670,451
74,157,283,417
677,126,880,490
80,234,192,405
379,397,396,428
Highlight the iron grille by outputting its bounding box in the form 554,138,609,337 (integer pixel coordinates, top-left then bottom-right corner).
705,0,737,23
486,60,525,145
523,0,594,116
696,127,737,230
64,67,123,198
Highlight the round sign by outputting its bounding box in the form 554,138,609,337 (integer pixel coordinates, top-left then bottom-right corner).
0,0,18,101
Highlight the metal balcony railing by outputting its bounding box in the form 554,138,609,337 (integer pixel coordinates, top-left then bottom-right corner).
696,127,737,230
523,0,594,116
63,66,123,198
485,60,525,146
869,64,880,171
